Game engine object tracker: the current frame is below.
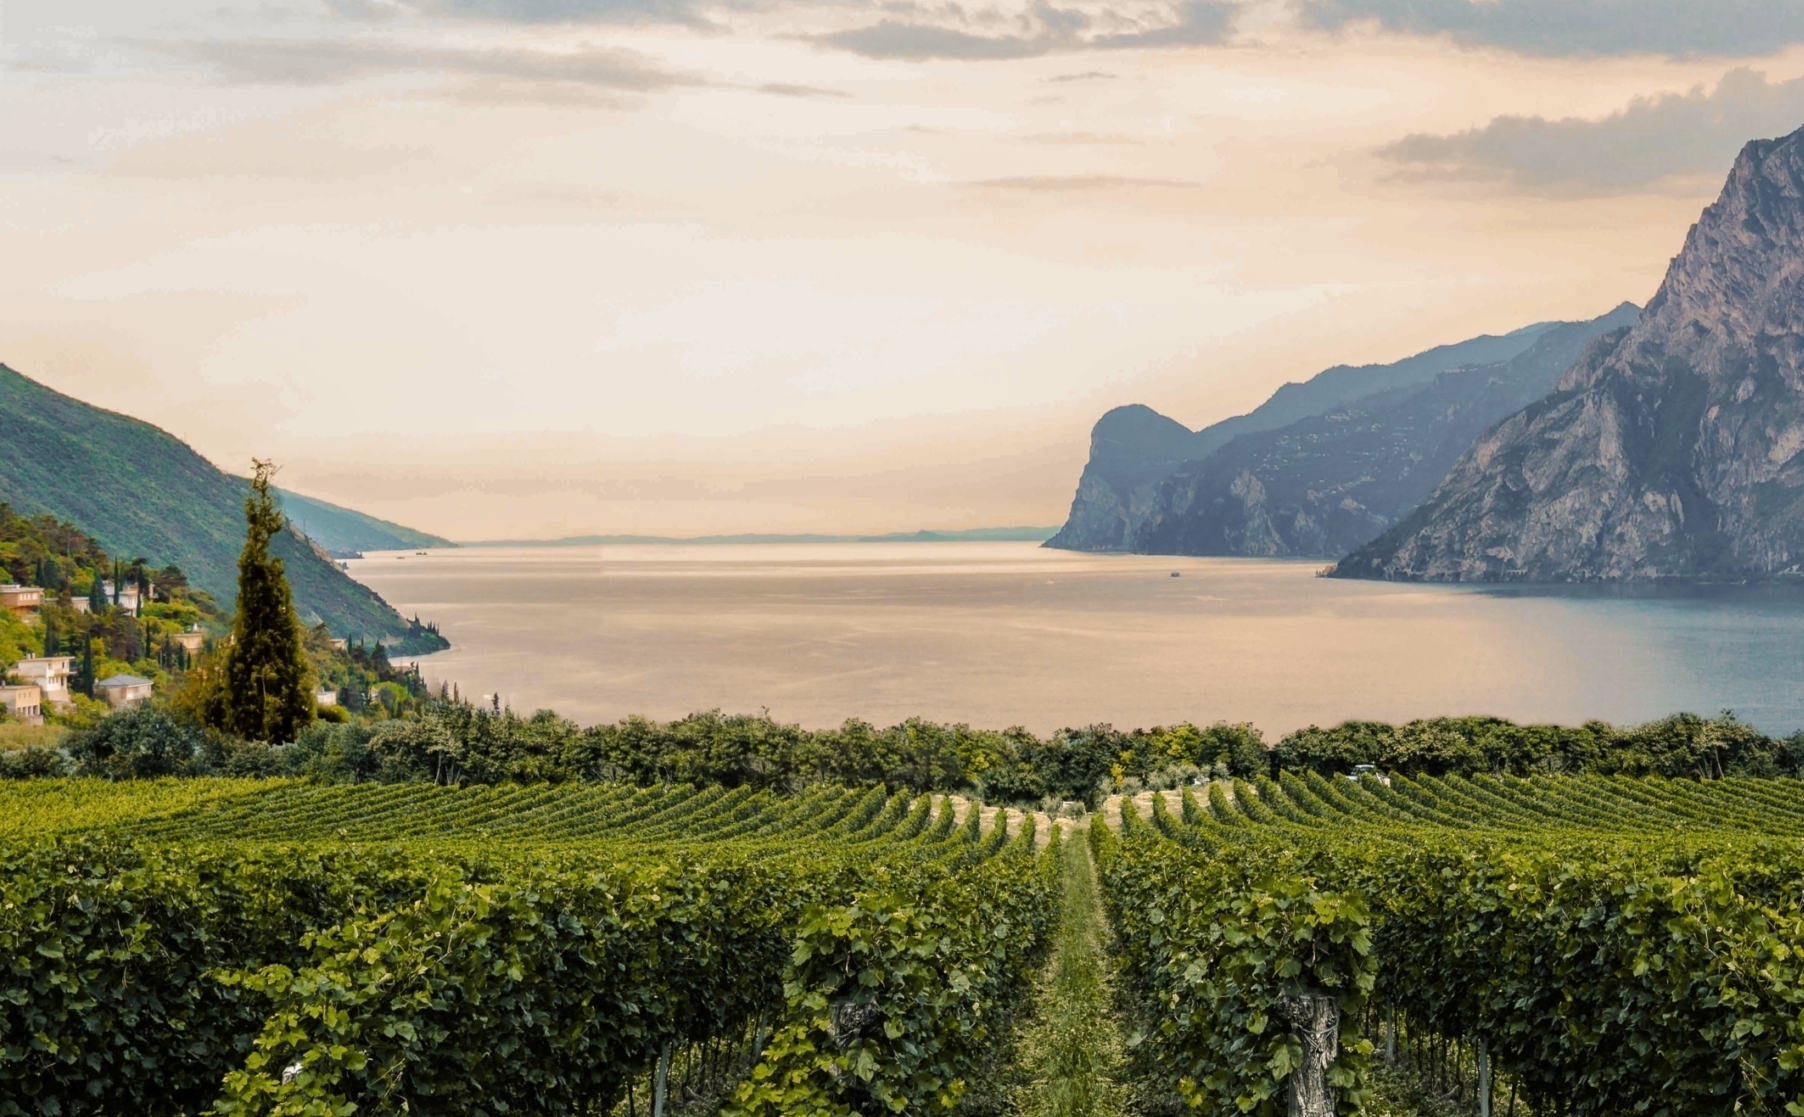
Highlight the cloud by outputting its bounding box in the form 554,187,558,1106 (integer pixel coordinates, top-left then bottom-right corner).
815,0,1235,59
1046,70,1117,82
1378,67,1804,194
756,82,851,98
165,39,694,91
1090,0,1235,48
1298,0,1804,59
966,174,1202,189
327,0,710,26
814,22,1055,60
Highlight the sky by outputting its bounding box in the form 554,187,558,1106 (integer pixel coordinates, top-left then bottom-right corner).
5,0,1804,540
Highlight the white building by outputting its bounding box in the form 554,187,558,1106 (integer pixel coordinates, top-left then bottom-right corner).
95,674,154,708
0,683,43,725
100,581,147,614
0,585,43,618
10,655,75,710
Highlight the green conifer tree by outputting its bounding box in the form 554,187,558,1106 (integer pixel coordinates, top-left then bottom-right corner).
213,460,315,742
43,615,59,658
88,575,107,614
76,633,95,697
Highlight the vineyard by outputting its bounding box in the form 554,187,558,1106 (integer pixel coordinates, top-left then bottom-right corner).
0,779,1057,1117
4,773,1803,1116
1097,773,1804,1116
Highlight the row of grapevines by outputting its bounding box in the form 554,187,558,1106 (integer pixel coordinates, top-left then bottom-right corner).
0,783,1043,1116
1092,802,1375,1116
1103,775,1804,1115
729,817,1059,1117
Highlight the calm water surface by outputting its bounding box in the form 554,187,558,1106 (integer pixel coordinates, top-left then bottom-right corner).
349,542,1804,736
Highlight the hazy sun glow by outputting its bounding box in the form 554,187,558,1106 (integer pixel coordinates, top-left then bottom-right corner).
4,0,1800,538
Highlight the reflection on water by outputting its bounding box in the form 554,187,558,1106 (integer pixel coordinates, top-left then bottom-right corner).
349,542,1804,736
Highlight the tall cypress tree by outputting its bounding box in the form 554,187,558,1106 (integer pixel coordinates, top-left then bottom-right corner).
88,574,107,614
215,460,315,742
76,633,95,697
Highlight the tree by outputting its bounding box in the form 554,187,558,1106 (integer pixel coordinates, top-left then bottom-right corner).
87,575,106,614
68,707,204,779
75,633,96,697
207,460,315,743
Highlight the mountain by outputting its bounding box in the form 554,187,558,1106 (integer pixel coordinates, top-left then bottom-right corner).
467,526,1061,546
0,363,446,651
1045,312,1628,556
275,488,452,557
1337,126,1804,583
1181,319,1561,462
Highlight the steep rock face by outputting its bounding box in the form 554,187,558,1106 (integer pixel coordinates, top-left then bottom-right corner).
1338,127,1804,581
1045,405,1207,551
1045,324,1557,552
1132,306,1638,558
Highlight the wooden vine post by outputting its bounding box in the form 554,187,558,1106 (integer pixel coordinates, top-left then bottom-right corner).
1477,1039,1492,1117
653,1041,672,1117
1280,988,1340,1117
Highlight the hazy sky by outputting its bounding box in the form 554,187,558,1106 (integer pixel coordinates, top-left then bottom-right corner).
4,0,1803,539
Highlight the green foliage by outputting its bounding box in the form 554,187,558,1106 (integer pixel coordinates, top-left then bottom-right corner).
727,820,1055,1117
0,781,1049,1117
209,462,315,744
1094,806,1375,1116
272,487,452,558
1099,772,1804,1116
66,706,207,779
1010,833,1135,1117
1274,712,1804,779
0,364,441,646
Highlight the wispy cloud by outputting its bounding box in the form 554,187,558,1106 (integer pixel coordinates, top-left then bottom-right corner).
756,82,851,98
164,38,695,91
813,0,1236,60
966,173,1202,189
816,22,1055,60
1299,0,1804,59
327,0,712,27
1378,67,1804,195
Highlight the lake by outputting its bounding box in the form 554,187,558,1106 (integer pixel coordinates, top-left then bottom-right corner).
348,542,1804,737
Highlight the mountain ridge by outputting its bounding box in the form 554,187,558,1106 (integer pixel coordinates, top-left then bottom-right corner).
0,363,446,650
1046,310,1632,557
275,488,453,557
1336,124,1804,582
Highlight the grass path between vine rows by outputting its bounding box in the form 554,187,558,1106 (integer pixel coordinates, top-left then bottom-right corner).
993,830,1137,1117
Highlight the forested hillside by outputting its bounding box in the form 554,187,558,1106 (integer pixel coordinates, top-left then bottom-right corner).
0,364,444,652
275,488,452,557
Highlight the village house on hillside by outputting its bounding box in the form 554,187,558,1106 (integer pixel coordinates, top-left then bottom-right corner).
10,655,74,710
0,585,43,617
95,674,154,708
172,628,206,656
103,581,145,614
0,683,42,725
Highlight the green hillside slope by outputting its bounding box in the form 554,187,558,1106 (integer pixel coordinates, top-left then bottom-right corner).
275,488,452,556
0,364,445,653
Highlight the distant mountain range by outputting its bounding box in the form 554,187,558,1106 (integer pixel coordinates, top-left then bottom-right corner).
0,363,445,651
467,526,1060,547
275,488,453,557
1339,124,1804,582
1047,306,1638,558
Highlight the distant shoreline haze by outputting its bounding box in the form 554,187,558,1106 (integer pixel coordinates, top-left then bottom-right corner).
453,526,1061,547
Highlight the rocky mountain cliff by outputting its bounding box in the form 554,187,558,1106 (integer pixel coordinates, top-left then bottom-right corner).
1046,310,1633,556
1046,324,1557,552
1338,126,1804,582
